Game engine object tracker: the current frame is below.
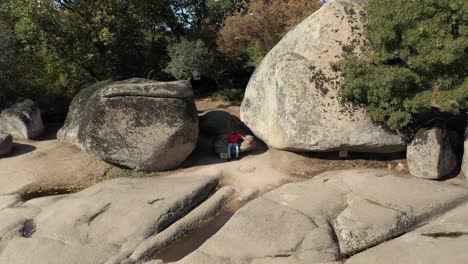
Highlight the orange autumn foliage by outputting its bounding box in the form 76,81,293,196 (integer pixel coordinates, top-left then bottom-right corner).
217,0,321,66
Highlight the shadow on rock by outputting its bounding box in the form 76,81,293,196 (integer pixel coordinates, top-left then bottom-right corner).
7,143,37,158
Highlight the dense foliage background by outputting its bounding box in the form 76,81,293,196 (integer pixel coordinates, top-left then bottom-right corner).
0,0,321,119
340,0,467,130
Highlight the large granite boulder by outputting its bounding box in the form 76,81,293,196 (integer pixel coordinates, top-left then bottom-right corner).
0,134,12,156
58,78,198,171
240,0,406,153
0,99,43,140
176,169,468,264
407,127,457,179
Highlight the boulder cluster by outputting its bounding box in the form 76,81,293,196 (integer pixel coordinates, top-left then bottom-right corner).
240,0,467,180
0,0,468,263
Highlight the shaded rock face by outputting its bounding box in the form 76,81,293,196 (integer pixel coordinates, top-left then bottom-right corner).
199,110,237,136
240,0,406,153
176,169,468,264
463,124,467,177
407,127,457,179
0,99,43,140
0,175,219,264
58,78,198,171
0,134,12,156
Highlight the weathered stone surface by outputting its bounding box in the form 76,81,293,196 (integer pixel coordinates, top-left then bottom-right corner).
0,99,43,140
0,174,219,264
0,134,12,156
176,169,468,263
463,124,467,177
240,0,406,153
57,80,113,144
407,127,457,179
0,195,20,211
214,134,257,154
346,202,468,264
127,186,236,263
58,78,199,171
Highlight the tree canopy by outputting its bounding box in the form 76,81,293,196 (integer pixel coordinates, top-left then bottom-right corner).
340,0,468,129
0,0,320,116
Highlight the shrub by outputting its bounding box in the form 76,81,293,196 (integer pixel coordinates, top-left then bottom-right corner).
210,88,244,102
165,39,209,80
340,0,468,129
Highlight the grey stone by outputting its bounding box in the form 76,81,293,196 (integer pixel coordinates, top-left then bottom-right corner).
407,127,457,179
57,80,113,145
240,0,406,153
0,134,12,156
126,186,236,263
0,174,219,264
0,99,43,140
346,202,468,264
177,169,468,263
58,78,199,171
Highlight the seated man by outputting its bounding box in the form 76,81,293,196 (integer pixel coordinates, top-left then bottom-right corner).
226,130,246,160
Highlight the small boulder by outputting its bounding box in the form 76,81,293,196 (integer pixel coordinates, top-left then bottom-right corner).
0,134,12,156
214,134,257,154
407,127,457,179
58,78,199,171
0,98,43,140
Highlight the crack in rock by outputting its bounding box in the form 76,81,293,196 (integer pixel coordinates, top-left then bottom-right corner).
422,232,468,239
88,202,111,225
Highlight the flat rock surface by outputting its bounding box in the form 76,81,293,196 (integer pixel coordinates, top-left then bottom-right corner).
0,174,219,264
177,169,468,263
0,135,109,195
346,202,468,264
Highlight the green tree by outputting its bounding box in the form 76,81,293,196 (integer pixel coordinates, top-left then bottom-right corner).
340,0,468,129
165,38,208,80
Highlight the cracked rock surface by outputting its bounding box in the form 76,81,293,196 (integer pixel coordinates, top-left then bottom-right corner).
346,202,468,263
176,169,468,263
0,174,219,264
